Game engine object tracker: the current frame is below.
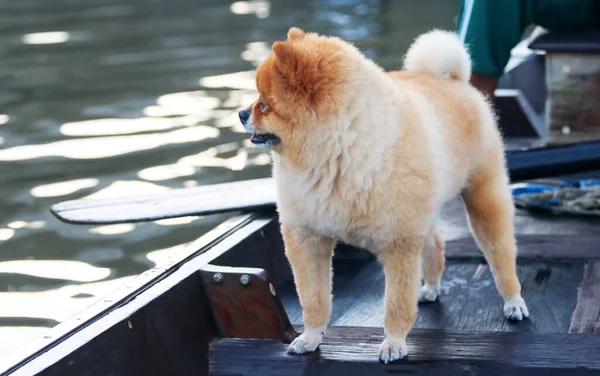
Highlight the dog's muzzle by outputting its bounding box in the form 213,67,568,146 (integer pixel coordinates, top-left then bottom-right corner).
238,109,280,146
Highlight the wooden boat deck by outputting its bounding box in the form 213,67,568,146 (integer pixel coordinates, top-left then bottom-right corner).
277,198,599,334
211,198,600,375
3,175,599,375
280,260,583,333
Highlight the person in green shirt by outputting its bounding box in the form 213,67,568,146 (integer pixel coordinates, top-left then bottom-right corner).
457,0,600,98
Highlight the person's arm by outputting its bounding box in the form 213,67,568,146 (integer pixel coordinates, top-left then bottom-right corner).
457,0,529,98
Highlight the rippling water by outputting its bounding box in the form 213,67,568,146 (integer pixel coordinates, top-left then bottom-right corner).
0,0,459,357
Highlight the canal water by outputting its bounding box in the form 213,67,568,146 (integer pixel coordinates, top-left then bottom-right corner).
0,0,459,357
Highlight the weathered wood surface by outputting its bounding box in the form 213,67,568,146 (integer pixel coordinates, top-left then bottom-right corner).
38,275,218,376
0,214,277,376
50,177,277,224
209,326,600,376
569,262,600,334
199,265,297,343
445,235,600,260
440,197,600,241
281,261,583,333
49,140,600,225
545,53,600,134
1,208,596,375
529,31,600,140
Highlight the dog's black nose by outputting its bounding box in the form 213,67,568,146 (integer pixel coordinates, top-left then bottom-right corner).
238,109,250,124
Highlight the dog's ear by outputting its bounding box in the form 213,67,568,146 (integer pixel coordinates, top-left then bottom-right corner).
287,27,305,41
273,41,315,97
273,41,296,69
271,37,342,117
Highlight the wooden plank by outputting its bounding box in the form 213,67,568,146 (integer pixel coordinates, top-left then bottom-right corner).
415,261,582,333
39,275,218,376
209,326,600,375
281,261,583,333
544,53,600,135
199,265,297,343
0,214,275,376
570,261,600,334
446,235,600,260
50,178,277,225
49,140,600,225
441,196,600,241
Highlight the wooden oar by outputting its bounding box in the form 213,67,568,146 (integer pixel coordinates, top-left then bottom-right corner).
51,178,276,225
51,140,600,225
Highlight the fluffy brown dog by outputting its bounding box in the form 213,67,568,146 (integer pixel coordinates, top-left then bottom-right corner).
238,27,529,363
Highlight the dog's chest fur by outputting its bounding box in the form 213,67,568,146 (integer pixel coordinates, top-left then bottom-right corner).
273,160,399,251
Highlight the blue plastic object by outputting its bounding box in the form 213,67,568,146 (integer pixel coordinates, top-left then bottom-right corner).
511,183,557,196
511,179,600,209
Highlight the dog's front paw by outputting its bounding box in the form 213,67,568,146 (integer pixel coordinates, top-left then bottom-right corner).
287,327,324,354
503,294,529,321
418,282,439,303
378,335,407,364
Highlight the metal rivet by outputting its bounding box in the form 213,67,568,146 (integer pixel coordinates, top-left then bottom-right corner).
562,125,571,135
128,320,133,329
240,274,250,285
269,283,276,296
213,273,223,283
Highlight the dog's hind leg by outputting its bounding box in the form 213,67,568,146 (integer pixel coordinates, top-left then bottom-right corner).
462,148,529,321
419,226,445,303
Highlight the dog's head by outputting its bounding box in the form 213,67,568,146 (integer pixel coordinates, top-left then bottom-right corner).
238,27,358,156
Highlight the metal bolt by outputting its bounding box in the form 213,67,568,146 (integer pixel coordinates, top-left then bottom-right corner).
240,274,250,285
213,273,223,283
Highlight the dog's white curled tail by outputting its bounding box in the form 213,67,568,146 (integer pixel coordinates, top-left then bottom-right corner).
403,29,471,83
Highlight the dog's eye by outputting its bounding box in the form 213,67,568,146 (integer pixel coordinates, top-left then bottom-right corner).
259,100,268,112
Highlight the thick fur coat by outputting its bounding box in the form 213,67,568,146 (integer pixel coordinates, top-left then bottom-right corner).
239,27,529,363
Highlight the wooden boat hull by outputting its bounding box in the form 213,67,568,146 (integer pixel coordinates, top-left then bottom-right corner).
3,196,600,375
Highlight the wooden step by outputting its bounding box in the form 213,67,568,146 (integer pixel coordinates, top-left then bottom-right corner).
209,326,600,375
